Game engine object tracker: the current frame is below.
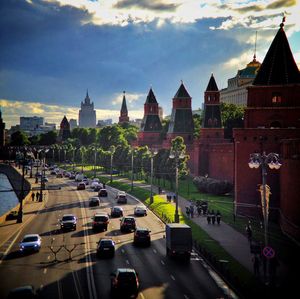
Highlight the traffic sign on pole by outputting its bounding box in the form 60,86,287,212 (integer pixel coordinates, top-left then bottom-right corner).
263,246,275,259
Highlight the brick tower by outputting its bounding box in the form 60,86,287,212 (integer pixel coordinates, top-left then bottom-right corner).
59,115,71,142
233,19,300,238
136,87,162,147
119,91,129,124
165,81,194,145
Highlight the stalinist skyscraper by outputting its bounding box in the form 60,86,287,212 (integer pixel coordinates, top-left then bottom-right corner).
79,90,96,128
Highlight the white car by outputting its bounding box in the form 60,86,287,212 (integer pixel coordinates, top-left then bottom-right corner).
19,234,41,253
134,205,147,216
91,181,101,189
92,178,100,183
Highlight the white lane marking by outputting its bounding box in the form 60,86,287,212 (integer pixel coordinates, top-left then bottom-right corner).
43,268,47,274
72,271,82,299
153,249,157,254
184,295,189,299
126,259,130,265
170,275,175,281
140,293,145,299
77,191,97,299
57,280,63,299
160,260,165,265
0,228,23,265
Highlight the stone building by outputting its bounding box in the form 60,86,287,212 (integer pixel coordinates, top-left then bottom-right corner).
79,91,96,128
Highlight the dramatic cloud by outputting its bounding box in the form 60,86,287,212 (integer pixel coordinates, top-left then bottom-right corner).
114,0,178,12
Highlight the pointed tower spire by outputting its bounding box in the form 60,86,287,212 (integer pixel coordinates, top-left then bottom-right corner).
253,31,257,62
253,17,300,85
119,91,129,124
206,73,219,91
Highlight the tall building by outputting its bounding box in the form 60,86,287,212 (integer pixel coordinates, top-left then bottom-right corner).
0,107,5,147
79,91,96,128
119,91,129,124
58,116,71,141
20,116,44,131
69,119,78,130
97,119,112,127
220,56,261,106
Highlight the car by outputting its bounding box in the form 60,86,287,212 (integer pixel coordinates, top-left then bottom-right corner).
64,172,71,178
94,184,102,192
133,228,151,246
110,268,139,298
7,285,38,299
116,191,127,204
82,178,89,185
75,173,84,182
97,238,115,258
92,213,109,231
92,178,100,183
77,182,86,190
89,196,100,207
56,173,63,178
69,173,76,179
50,170,57,175
41,177,48,183
134,205,147,216
110,206,124,218
6,210,18,220
19,234,41,253
120,216,136,232
98,188,108,197
60,214,77,231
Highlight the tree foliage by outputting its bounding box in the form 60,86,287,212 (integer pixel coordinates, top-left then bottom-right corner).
10,131,30,146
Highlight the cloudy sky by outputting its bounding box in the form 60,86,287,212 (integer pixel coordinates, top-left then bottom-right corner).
1,0,300,128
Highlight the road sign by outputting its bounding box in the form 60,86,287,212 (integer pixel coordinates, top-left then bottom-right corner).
263,246,275,259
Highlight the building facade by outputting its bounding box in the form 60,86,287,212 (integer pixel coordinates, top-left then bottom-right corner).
79,91,96,128
220,56,261,106
69,119,77,130
20,116,44,132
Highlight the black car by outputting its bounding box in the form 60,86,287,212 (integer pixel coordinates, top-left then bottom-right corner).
110,206,124,218
133,228,151,246
110,268,139,298
89,197,100,207
60,214,77,231
98,188,108,197
97,238,115,258
120,217,136,232
92,213,109,231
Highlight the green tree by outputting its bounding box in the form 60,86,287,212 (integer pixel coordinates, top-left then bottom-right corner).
10,131,30,146
39,131,57,145
97,125,127,150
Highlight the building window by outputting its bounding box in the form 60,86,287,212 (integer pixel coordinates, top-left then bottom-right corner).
208,96,210,101
272,93,282,104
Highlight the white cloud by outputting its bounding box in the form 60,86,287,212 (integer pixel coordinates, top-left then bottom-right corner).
111,92,145,106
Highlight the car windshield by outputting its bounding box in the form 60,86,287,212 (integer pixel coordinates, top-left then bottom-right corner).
118,272,136,282
100,240,113,246
62,216,75,221
137,230,149,236
124,218,135,223
113,207,121,211
23,236,38,242
94,216,108,221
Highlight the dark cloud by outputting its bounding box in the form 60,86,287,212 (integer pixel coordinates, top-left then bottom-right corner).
114,0,178,12
266,0,296,9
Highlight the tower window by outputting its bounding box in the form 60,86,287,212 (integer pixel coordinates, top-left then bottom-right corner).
272,93,282,104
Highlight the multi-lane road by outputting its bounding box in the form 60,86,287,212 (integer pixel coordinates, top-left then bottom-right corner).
0,172,236,299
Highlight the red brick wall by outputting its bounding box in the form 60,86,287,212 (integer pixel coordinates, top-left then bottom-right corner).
280,139,300,240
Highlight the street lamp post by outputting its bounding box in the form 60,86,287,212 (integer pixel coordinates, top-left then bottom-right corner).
248,151,281,281
169,150,185,223
94,147,97,178
109,146,115,184
131,148,136,192
149,149,157,204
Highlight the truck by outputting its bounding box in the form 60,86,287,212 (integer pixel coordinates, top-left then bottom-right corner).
165,223,192,259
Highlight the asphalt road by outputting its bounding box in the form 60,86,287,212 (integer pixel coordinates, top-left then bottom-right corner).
0,172,232,299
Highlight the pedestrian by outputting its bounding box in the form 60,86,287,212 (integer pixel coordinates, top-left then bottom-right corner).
31,192,35,202
202,202,208,215
190,205,194,218
197,205,202,217
252,254,261,276
158,186,162,194
246,224,252,242
216,210,221,225
103,182,106,189
207,211,211,224
36,192,40,201
211,210,216,225
173,193,176,202
167,193,171,202
185,206,190,218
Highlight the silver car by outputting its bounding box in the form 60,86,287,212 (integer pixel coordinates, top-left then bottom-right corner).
19,234,41,253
